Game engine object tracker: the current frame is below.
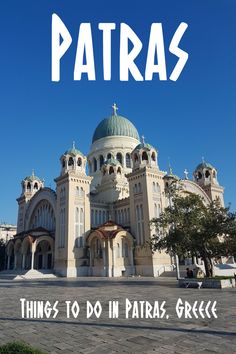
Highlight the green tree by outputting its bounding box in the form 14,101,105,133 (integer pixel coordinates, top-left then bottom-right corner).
150,193,236,277
0,239,5,271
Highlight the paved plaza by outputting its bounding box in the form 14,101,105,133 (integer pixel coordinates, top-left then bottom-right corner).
0,276,236,353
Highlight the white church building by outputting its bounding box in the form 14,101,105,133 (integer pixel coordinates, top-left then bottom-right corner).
6,105,224,277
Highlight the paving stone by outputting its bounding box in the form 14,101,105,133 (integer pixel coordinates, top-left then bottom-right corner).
0,277,236,353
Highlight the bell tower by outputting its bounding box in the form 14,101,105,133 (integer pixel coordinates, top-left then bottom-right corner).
193,159,224,206
54,143,92,277
16,171,44,233
126,138,171,276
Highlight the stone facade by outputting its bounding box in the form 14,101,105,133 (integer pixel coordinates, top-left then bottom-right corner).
5,107,224,277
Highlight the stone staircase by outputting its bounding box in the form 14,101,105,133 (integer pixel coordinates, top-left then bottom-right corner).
0,269,57,280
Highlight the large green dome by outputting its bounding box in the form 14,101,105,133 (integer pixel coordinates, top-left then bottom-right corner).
92,115,140,143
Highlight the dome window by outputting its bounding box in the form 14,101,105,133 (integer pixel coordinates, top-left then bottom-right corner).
99,155,104,168
126,153,131,168
34,183,38,190
151,152,156,161
77,158,82,167
134,153,138,162
117,167,121,174
205,170,210,178
62,159,65,168
107,153,112,160
27,182,31,191
116,153,122,165
93,158,97,172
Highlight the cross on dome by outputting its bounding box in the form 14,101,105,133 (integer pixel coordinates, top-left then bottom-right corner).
72,141,76,149
184,168,189,179
141,135,145,144
112,103,118,116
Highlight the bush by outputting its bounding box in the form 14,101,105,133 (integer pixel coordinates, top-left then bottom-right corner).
0,341,44,354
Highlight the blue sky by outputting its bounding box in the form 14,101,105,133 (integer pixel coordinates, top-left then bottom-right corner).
0,0,236,224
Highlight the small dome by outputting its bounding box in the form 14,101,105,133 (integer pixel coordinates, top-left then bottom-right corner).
104,158,121,166
24,171,41,182
134,142,154,151
92,114,140,143
64,142,84,157
164,172,180,181
195,161,215,171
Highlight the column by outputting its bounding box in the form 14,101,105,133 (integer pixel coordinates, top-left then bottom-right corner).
102,241,107,277
31,251,35,270
7,256,10,270
22,254,26,270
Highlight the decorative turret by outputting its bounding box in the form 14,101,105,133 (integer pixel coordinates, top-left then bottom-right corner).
60,142,86,175
21,170,44,196
193,158,224,205
131,136,158,171
101,158,122,177
17,171,44,233
194,159,219,187
163,163,180,190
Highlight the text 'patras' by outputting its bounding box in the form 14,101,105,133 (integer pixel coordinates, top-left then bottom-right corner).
51,14,189,82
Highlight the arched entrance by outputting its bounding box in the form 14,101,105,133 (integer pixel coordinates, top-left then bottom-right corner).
22,237,33,270
34,239,53,270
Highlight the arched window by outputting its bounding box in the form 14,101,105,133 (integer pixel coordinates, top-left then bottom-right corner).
99,210,102,225
142,151,148,161
134,153,138,162
116,153,122,165
99,155,104,169
34,183,38,190
109,166,114,174
76,187,80,196
77,158,82,167
156,183,160,193
151,152,156,161
198,172,202,179
68,157,74,166
62,159,65,168
93,158,97,172
126,153,131,168
152,182,156,192
80,187,84,196
154,203,158,217
107,153,112,160
205,170,210,178
27,182,31,191
117,167,121,174
116,243,121,258
138,183,141,193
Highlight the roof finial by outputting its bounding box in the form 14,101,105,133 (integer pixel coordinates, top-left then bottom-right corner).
112,103,118,116
141,135,145,144
202,156,205,163
32,169,35,177
184,168,189,179
72,141,75,149
168,158,173,175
